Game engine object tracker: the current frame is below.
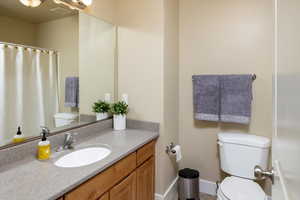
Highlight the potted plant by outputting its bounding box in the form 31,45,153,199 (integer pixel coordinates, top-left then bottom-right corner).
111,101,128,130
92,100,110,121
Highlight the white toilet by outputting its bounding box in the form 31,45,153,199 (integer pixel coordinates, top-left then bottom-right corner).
54,113,79,127
217,133,271,200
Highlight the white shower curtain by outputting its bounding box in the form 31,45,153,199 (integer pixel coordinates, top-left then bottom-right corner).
0,43,59,145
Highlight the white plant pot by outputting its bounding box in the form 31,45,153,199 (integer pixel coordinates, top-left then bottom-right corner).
96,112,109,121
113,114,126,130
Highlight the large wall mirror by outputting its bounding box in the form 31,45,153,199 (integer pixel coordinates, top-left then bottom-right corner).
0,0,116,147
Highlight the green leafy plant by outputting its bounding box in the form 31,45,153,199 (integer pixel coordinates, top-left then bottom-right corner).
111,101,129,115
92,101,110,113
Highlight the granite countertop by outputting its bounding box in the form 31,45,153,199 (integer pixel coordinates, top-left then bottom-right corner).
0,127,159,200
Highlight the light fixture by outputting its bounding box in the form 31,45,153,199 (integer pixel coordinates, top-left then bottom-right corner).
19,0,45,7
80,0,93,6
54,0,93,10
71,0,93,6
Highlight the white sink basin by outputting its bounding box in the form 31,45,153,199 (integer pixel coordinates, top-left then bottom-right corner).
54,146,111,168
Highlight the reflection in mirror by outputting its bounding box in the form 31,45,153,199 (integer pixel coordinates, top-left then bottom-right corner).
0,0,116,147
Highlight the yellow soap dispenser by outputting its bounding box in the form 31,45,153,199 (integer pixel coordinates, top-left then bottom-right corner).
13,126,25,143
37,129,51,160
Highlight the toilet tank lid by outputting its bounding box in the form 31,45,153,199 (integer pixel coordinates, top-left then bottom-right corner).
55,113,79,120
218,133,270,148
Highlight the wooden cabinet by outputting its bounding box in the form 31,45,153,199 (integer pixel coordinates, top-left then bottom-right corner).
65,153,136,200
137,157,155,200
110,172,137,200
137,140,155,166
98,193,109,200
62,140,156,200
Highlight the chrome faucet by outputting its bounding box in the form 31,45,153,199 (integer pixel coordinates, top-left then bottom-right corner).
61,133,76,150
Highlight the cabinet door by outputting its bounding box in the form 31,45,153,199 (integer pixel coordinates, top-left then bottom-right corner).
110,172,136,200
136,157,155,200
98,193,109,200
65,153,136,200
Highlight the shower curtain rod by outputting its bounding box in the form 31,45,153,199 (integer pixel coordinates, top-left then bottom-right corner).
0,41,58,54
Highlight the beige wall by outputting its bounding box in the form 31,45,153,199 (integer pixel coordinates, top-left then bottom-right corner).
159,0,179,194
84,0,116,24
79,13,116,115
116,0,164,123
36,15,79,113
179,0,273,187
116,0,179,195
0,16,36,46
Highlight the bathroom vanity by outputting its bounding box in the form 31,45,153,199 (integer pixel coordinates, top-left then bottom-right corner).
0,120,159,200
60,140,155,200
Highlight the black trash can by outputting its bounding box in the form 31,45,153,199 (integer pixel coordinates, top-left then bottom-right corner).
178,168,200,200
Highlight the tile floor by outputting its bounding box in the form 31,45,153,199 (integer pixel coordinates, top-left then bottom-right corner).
200,193,217,200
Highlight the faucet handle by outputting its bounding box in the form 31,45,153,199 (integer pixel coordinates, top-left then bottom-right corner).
65,132,77,139
70,133,76,143
64,133,76,146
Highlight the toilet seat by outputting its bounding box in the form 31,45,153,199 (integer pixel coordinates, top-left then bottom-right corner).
218,176,267,200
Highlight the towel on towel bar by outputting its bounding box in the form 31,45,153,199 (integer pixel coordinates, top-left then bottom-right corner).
192,75,220,122
65,77,79,108
220,75,253,124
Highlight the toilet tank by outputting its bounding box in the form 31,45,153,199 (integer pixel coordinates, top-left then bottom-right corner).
218,133,271,179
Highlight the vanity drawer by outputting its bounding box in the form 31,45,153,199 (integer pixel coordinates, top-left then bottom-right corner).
65,152,137,200
137,140,155,166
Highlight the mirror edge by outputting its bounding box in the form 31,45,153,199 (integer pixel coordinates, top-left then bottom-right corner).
0,117,112,151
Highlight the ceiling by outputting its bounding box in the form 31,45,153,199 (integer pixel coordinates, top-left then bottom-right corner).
0,0,78,24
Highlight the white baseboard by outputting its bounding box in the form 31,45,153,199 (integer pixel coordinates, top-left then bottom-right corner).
155,194,164,200
156,177,271,200
199,179,217,196
155,177,217,199
155,177,179,200
267,196,272,200
155,177,217,200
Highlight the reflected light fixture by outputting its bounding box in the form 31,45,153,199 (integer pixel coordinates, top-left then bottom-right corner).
72,0,93,6
80,0,93,6
54,0,93,10
19,0,45,7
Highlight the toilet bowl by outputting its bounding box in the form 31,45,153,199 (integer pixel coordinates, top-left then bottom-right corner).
217,133,271,200
217,176,267,200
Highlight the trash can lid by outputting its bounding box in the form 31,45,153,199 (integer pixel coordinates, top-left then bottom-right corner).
179,168,200,179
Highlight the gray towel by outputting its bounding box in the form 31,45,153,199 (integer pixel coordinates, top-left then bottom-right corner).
192,75,220,121
65,77,79,107
220,75,253,124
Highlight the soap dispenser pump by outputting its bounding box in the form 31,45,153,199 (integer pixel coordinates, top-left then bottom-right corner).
37,127,51,160
13,126,25,143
